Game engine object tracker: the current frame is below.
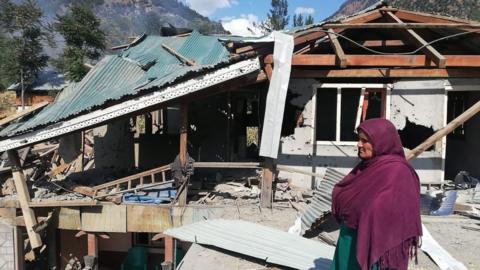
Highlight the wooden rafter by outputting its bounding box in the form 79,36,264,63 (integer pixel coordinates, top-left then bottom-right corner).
266,54,480,67
362,40,406,46
291,68,480,78
385,11,446,68
322,23,480,29
392,9,476,24
327,29,347,68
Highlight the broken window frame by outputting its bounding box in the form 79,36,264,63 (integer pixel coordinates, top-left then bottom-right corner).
312,83,392,145
447,91,468,139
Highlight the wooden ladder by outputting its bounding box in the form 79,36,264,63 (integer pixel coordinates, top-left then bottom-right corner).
92,164,172,199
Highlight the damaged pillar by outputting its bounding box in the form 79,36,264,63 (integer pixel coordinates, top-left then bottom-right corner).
177,103,189,206
86,233,98,270
7,150,43,249
162,236,174,270
261,158,275,208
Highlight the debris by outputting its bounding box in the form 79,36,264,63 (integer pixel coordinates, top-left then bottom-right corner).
431,190,458,216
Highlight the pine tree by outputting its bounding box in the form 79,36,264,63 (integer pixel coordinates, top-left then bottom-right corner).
305,14,315,25
293,13,304,27
55,4,106,82
0,0,51,88
267,0,289,30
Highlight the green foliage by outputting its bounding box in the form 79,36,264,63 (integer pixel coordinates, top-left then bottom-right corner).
55,4,105,82
267,0,289,30
0,0,51,88
305,15,314,25
293,14,304,27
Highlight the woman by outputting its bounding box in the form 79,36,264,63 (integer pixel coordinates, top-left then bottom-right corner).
331,118,422,270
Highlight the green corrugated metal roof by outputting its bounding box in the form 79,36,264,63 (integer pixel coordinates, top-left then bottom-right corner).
0,31,232,138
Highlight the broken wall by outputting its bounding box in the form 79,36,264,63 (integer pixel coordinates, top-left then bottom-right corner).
93,118,134,172
0,221,14,270
277,79,447,188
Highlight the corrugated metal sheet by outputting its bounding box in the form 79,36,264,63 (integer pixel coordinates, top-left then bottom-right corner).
164,219,335,270
301,168,345,235
0,31,231,138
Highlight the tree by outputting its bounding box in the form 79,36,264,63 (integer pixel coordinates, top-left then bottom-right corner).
267,0,289,30
293,13,304,27
0,0,51,108
305,15,315,25
55,4,106,82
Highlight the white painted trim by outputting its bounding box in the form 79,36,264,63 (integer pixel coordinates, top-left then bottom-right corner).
0,58,261,152
441,90,448,182
335,88,341,142
316,141,357,146
355,88,366,130
385,86,392,120
314,83,391,89
311,85,317,146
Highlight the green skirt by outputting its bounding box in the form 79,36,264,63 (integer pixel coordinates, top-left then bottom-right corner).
330,223,378,270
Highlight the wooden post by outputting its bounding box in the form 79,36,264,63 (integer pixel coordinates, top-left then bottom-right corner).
87,233,98,270
14,226,24,270
164,236,174,264
80,131,85,172
134,116,140,168
7,150,42,249
406,100,480,160
178,104,188,206
47,225,58,270
261,157,274,208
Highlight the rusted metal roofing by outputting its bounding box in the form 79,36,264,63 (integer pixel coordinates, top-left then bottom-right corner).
0,31,232,138
164,219,335,270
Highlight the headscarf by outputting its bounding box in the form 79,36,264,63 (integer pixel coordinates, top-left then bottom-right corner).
332,118,422,270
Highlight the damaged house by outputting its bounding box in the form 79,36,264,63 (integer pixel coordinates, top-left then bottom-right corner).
0,2,480,270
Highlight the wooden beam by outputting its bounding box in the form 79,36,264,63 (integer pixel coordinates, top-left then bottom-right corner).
87,233,98,270
406,101,480,160
178,103,188,206
385,11,446,68
162,43,196,66
164,236,174,263
14,227,25,270
341,9,384,24
291,68,480,78
289,54,480,67
7,150,42,249
0,101,49,126
362,40,406,46
260,158,274,208
322,22,480,29
393,10,475,24
327,29,347,68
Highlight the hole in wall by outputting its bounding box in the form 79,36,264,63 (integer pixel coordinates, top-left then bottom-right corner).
398,117,435,150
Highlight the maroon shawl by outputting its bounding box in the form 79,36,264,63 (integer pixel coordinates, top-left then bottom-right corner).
332,118,422,270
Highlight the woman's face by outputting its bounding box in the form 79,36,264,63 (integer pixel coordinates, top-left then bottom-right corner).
357,131,374,159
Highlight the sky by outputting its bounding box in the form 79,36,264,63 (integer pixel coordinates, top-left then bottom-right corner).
183,0,347,36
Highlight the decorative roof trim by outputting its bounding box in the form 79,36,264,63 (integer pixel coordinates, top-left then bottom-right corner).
0,58,260,152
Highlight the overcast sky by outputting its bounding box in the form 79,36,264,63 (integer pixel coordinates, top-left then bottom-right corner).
182,0,346,36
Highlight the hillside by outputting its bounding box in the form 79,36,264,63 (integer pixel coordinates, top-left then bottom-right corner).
331,0,480,21
32,0,226,47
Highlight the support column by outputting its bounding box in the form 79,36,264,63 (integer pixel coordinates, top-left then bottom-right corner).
260,157,274,208
7,150,42,249
87,233,98,270
47,226,57,270
177,104,189,206
164,236,174,264
14,226,24,270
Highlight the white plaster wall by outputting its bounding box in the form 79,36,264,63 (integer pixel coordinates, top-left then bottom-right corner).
0,222,14,270
277,79,448,187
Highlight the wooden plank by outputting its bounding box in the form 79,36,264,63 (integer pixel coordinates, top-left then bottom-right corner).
87,233,98,270
362,40,406,47
322,22,480,29
290,68,480,78
94,180,175,199
0,101,49,126
280,55,480,67
57,207,81,230
162,43,196,66
92,164,171,190
178,103,188,206
14,227,24,270
7,150,42,249
406,101,480,160
126,205,173,232
341,9,383,24
385,11,446,68
327,29,347,68
81,205,127,232
260,158,274,208
394,10,475,24
164,236,174,263
30,200,98,208
193,162,260,168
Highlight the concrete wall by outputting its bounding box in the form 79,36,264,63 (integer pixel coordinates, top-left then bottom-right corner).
277,79,447,188
0,222,14,270
93,118,135,171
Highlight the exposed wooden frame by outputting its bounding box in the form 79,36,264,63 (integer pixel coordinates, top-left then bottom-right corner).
270,54,480,67
393,9,476,24
327,29,347,68
291,68,480,78
362,40,406,46
322,22,480,29
385,11,446,68
7,150,43,249
177,103,189,206
260,157,274,208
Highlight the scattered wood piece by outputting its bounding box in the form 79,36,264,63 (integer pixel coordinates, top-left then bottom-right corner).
162,43,196,66
0,101,49,127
